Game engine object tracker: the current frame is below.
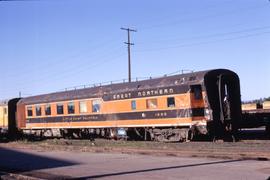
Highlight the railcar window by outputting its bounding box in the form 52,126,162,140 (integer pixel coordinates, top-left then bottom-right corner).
167,97,175,108
92,99,101,113
45,104,51,116
146,99,158,109
27,107,33,117
3,107,7,115
79,101,87,113
131,100,136,110
57,104,64,115
68,102,75,114
35,106,42,116
191,85,202,100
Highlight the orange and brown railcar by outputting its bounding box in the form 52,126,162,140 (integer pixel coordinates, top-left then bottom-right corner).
16,69,242,141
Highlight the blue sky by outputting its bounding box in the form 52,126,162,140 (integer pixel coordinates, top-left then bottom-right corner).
0,0,269,101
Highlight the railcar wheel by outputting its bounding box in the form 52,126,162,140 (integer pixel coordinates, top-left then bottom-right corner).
156,134,165,142
188,129,194,141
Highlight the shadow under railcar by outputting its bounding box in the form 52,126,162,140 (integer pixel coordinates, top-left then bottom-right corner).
237,128,270,140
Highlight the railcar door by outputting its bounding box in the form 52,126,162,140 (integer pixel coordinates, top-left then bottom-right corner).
204,70,241,139
8,98,22,139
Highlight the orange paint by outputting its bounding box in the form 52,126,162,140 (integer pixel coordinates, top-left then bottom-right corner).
18,92,207,129
24,117,196,129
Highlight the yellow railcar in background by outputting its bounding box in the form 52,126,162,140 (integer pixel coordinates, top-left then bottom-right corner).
242,103,262,111
263,101,270,110
0,100,8,133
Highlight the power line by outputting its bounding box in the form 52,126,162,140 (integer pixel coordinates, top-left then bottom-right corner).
137,0,236,31
137,25,270,45
121,27,137,83
0,47,125,92
3,37,121,79
136,30,270,53
140,4,268,31
0,53,126,98
2,27,268,91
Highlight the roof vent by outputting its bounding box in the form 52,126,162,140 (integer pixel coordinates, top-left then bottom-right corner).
189,76,197,81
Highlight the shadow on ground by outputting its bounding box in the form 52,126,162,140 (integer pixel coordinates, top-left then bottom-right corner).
0,146,78,179
72,159,244,179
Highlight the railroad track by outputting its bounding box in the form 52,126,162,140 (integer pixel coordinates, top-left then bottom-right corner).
0,171,42,180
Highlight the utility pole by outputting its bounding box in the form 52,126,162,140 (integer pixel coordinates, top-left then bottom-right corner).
121,27,137,83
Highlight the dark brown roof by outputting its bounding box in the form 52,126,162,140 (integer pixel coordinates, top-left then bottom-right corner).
18,69,232,105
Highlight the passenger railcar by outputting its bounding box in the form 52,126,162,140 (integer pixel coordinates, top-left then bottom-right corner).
15,69,242,141
241,101,270,133
0,100,8,134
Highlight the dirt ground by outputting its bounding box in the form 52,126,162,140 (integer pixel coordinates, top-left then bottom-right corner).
1,129,270,160
1,145,269,180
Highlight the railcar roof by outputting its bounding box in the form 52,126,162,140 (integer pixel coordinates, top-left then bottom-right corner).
0,100,8,106
18,69,234,105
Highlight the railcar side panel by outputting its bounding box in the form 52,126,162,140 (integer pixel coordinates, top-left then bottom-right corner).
0,104,8,131
21,92,207,130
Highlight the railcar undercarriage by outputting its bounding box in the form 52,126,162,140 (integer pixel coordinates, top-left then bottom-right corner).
21,125,209,142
